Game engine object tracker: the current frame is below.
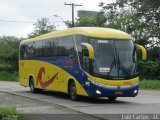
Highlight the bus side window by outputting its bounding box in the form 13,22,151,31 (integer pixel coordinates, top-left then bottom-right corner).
44,40,52,57
51,40,54,56
21,44,29,59
62,36,75,57
20,44,26,59
27,43,34,58
52,39,59,56
35,41,43,57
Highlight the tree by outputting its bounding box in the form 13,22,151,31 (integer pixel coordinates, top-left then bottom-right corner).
75,16,97,27
0,36,22,72
75,12,106,27
99,0,160,48
64,20,72,28
28,18,56,38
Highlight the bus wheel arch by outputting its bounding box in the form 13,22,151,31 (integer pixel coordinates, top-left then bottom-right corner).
68,79,78,101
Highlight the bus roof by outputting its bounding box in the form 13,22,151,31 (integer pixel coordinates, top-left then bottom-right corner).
21,27,132,43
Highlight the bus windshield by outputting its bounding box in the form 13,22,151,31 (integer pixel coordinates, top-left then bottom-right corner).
90,39,137,79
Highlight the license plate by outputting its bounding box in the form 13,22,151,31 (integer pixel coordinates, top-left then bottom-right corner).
115,91,123,95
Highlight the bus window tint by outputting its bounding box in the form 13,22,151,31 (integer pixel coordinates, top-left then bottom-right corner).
50,36,75,57
20,36,80,58
27,43,34,58
61,36,75,56
20,44,26,59
51,39,58,56
43,40,52,57
35,41,43,57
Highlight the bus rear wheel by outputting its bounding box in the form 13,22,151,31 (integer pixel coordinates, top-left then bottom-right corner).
69,81,78,101
29,78,39,93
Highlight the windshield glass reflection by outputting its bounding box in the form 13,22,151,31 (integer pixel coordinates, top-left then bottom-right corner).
90,39,137,79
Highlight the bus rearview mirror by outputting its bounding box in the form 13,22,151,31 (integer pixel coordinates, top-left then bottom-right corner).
81,43,94,60
135,44,147,60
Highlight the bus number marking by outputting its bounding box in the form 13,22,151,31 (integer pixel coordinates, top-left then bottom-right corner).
98,40,108,44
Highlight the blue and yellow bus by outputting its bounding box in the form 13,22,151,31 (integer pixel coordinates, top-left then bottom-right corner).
19,27,146,101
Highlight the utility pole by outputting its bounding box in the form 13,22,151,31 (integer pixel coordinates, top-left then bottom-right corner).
64,2,82,27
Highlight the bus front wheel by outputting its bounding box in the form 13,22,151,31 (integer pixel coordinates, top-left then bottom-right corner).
69,81,78,101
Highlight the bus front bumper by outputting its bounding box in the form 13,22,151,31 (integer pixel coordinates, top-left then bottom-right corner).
86,82,139,97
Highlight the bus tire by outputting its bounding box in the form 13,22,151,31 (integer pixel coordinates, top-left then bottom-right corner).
69,81,78,101
108,97,117,102
29,77,38,93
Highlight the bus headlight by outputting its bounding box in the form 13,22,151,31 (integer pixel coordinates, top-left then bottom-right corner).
96,90,101,95
134,90,138,94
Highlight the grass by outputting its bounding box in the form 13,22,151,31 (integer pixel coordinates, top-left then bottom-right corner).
0,107,17,114
140,80,160,90
0,71,18,82
0,107,26,120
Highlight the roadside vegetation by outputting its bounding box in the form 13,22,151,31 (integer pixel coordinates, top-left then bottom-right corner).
0,107,26,120
0,72,18,82
140,80,160,90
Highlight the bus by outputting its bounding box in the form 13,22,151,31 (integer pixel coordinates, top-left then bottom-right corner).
19,27,147,101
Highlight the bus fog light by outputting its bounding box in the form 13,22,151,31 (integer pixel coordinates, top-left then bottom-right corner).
134,90,138,94
96,90,101,95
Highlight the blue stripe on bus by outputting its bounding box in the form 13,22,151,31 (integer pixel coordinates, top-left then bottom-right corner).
21,57,138,97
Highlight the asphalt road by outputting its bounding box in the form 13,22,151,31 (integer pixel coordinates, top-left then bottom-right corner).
0,81,160,120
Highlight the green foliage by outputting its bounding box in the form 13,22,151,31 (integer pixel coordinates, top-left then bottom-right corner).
0,72,18,81
0,107,27,120
0,64,14,73
75,12,106,27
64,20,72,28
138,61,160,80
0,107,17,114
0,36,21,73
140,80,160,90
28,18,56,38
147,47,160,61
76,16,97,27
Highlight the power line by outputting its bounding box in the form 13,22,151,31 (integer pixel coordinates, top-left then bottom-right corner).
0,19,64,24
0,19,34,23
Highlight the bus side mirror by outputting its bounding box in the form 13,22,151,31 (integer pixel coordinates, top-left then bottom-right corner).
81,43,94,60
135,44,147,60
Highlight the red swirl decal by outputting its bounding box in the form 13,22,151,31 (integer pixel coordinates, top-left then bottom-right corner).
36,67,58,88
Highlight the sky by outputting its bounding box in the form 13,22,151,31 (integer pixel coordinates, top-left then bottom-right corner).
0,0,112,38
